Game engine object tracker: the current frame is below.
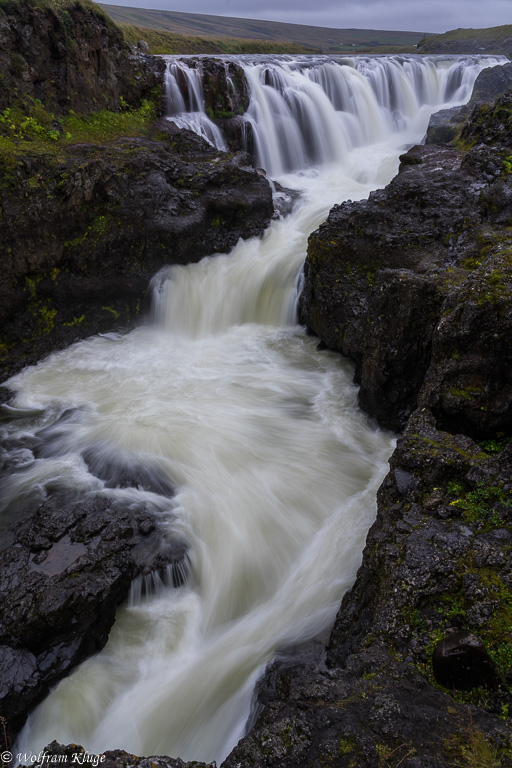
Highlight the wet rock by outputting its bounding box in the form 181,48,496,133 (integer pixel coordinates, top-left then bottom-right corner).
223,644,511,768
300,105,512,432
264,88,512,767
0,494,188,746
425,63,512,145
433,631,501,689
18,742,213,768
0,132,273,380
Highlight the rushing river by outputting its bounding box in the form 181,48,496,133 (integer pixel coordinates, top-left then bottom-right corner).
6,54,504,764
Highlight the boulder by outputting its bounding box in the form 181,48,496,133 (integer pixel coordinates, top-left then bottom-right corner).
433,630,501,690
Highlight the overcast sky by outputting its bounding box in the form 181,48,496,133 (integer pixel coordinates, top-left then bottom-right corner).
101,0,511,34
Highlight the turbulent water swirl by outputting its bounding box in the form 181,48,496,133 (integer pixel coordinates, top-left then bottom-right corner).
4,53,504,764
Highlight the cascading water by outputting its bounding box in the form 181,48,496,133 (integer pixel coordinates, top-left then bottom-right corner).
6,53,505,765
164,59,227,149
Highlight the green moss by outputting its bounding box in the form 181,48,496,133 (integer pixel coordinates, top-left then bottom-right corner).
479,435,512,454
63,314,85,327
448,481,511,528
101,305,120,320
338,737,355,755
9,53,25,77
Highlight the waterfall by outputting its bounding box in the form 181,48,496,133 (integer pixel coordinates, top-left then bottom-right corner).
7,53,505,765
163,54,504,175
164,59,227,149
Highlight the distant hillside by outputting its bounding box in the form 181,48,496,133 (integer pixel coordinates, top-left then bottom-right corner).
119,23,318,55
417,25,512,57
99,4,425,54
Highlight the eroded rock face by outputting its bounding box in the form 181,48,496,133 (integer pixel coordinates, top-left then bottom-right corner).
300,101,512,432
0,492,188,746
239,88,512,768
425,62,512,145
0,123,273,378
0,0,163,114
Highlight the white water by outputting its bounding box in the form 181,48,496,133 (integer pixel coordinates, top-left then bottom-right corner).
6,54,504,765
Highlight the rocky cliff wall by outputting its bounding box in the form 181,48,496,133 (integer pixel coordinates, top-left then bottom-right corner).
250,88,512,768
0,123,273,380
0,0,163,114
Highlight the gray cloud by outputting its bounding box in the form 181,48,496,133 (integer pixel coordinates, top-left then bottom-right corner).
102,0,511,33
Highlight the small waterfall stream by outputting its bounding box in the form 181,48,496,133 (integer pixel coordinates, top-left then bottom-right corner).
6,53,504,764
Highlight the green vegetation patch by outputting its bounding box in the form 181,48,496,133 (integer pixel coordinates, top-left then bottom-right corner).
0,92,161,158
446,479,511,528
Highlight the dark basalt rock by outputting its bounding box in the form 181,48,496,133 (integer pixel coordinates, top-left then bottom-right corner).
0,492,188,747
17,742,213,768
232,88,512,768
300,101,512,432
0,127,273,380
433,630,501,690
0,1,164,115
425,63,512,145
223,643,511,768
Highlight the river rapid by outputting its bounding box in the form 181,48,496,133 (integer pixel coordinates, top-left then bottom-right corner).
6,54,504,764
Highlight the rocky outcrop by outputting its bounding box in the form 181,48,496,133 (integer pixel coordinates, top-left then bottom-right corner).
0,0,163,114
16,742,212,768
425,61,512,144
206,91,512,768
0,122,273,378
0,490,188,747
220,418,512,766
300,94,512,433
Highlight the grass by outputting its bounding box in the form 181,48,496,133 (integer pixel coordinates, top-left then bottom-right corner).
0,0,111,22
417,24,512,55
0,94,160,159
443,716,512,767
99,3,424,54
120,23,317,55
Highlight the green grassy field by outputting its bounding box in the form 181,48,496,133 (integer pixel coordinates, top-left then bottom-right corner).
417,25,512,56
99,4,425,54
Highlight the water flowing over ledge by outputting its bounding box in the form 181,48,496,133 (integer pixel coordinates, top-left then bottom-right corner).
163,54,505,174
5,53,506,764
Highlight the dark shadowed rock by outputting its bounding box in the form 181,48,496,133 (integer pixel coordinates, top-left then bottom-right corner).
425,63,512,145
0,0,163,114
0,129,273,379
300,99,512,432
433,630,501,690
0,493,188,746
